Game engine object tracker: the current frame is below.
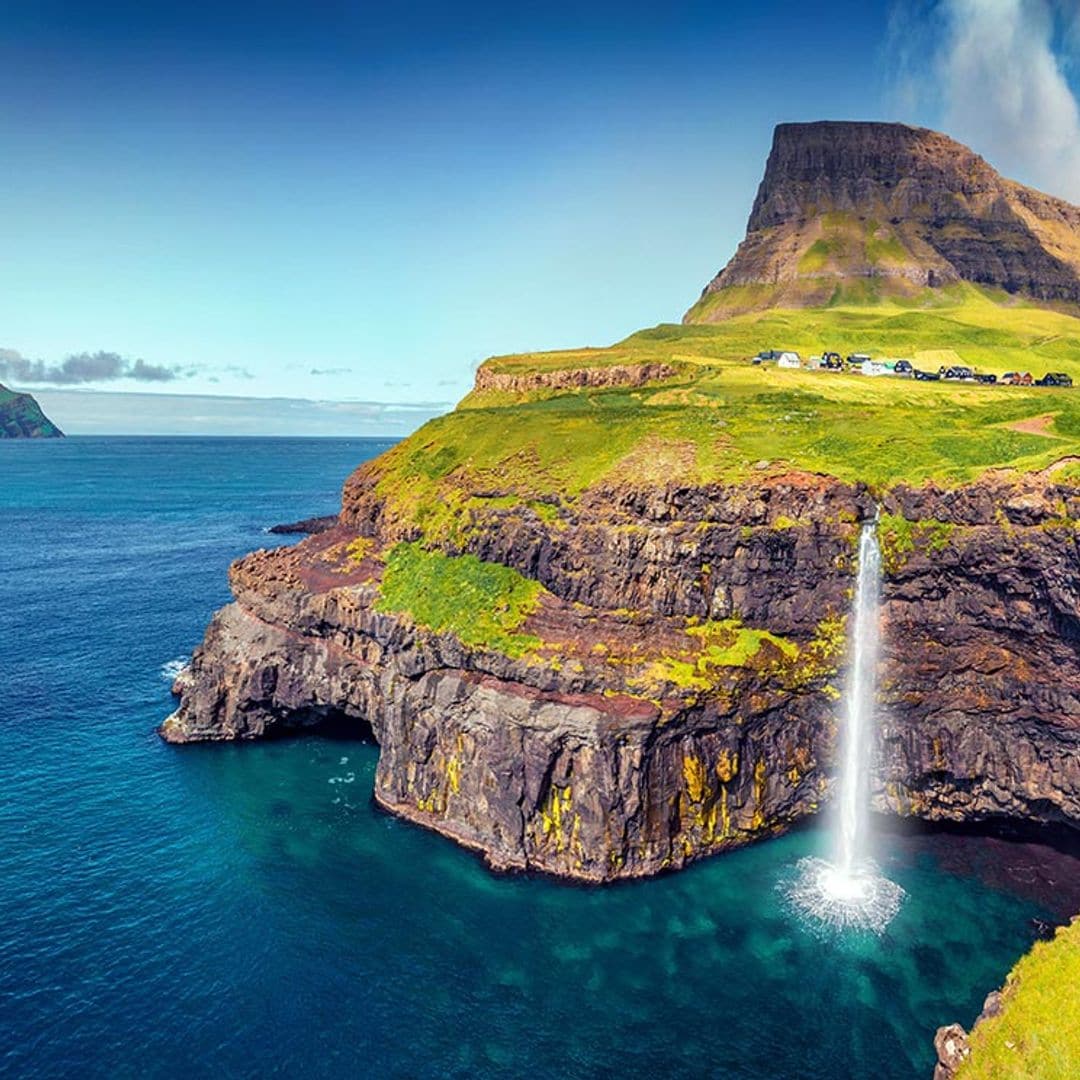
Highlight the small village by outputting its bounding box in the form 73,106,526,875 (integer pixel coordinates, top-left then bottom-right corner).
751,349,1074,388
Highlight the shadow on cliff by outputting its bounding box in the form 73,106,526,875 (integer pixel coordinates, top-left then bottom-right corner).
880,813,1080,920
242,706,378,745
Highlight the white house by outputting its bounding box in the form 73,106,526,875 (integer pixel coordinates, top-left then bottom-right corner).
777,352,801,369
860,359,889,377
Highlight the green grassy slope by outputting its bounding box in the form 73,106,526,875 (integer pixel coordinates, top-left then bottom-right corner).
366,289,1080,540
486,286,1080,378
681,285,1080,371
957,920,1080,1080
338,225,1080,700
352,284,1080,552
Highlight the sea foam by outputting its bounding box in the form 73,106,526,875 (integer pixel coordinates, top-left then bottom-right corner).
160,656,191,682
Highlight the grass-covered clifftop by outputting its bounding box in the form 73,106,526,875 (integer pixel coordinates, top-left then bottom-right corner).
355,285,1080,547
956,920,1080,1080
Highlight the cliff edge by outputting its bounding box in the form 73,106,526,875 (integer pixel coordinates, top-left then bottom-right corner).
934,918,1080,1079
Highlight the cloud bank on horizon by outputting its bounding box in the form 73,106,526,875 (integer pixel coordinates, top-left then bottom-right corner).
891,0,1080,200
0,347,182,385
31,388,451,437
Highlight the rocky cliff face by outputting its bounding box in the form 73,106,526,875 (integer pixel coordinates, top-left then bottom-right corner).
473,362,677,395
0,383,63,437
165,472,864,881
877,477,1080,829
689,121,1080,318
164,461,1080,882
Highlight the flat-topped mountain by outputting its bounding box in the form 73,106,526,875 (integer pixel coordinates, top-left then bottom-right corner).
0,383,63,438
688,121,1080,320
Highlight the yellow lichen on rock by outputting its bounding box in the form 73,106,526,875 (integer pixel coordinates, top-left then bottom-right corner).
751,758,768,829
786,745,812,785
539,785,574,852
345,536,374,563
678,752,727,848
719,785,731,839
683,754,710,804
932,735,946,771
716,749,739,783
446,754,461,795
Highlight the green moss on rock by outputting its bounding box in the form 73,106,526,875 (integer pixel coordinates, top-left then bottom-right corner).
879,512,954,573
376,542,543,658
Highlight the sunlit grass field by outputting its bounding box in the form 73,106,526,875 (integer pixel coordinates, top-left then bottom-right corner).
363,286,1080,539
957,919,1080,1080
485,285,1080,380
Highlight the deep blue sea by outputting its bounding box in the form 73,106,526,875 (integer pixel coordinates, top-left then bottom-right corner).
4,437,1079,1079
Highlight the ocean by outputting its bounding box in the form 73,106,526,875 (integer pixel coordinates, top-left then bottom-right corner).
3,436,1077,1079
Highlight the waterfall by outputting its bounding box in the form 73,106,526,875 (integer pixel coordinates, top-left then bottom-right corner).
783,517,905,934
836,521,881,880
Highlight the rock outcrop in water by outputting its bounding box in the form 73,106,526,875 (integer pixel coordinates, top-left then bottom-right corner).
688,121,1080,318
0,383,63,438
267,514,338,535
163,463,1080,882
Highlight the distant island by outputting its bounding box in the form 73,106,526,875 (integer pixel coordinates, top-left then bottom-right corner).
0,383,63,437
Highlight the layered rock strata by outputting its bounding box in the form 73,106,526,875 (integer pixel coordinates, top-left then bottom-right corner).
164,464,1080,882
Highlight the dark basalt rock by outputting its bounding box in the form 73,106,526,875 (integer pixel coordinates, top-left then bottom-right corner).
267,514,338,535
163,464,1080,883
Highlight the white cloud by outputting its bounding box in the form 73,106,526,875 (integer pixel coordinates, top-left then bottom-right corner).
888,0,1080,201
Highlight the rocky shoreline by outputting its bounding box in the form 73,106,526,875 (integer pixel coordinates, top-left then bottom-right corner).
267,514,338,535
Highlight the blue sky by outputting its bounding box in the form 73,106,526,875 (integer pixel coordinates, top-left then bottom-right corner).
2,0,1079,433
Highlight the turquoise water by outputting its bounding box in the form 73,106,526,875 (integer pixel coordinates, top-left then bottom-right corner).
2,437,1075,1079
